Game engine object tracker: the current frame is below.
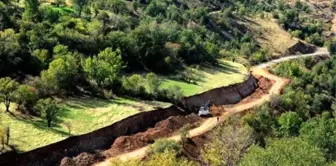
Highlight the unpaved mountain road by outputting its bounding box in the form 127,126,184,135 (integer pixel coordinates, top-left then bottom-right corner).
94,49,329,166
255,47,329,68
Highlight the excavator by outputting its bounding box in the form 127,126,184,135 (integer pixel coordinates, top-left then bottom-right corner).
198,100,211,116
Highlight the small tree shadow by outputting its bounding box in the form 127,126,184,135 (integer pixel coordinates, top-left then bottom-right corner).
13,114,71,137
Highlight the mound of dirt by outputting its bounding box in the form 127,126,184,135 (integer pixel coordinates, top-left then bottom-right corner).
60,152,104,166
182,133,212,160
103,114,202,158
286,40,316,55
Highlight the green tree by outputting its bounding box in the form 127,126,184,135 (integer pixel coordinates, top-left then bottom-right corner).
109,0,127,14
72,0,89,17
23,0,40,21
165,85,183,104
0,77,19,112
276,112,302,137
40,57,77,94
145,73,161,95
243,105,275,147
300,115,336,160
97,11,110,35
32,49,50,68
35,98,59,128
202,117,254,166
132,1,139,12
83,48,123,88
240,138,327,166
39,45,79,94
122,74,145,96
0,29,21,75
14,85,38,110
328,39,336,55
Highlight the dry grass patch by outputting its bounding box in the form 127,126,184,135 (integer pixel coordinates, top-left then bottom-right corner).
242,16,298,57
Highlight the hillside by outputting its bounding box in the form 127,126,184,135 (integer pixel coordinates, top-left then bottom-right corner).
0,0,335,166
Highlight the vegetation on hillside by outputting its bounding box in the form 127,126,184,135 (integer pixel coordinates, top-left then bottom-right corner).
201,56,334,165
0,0,335,160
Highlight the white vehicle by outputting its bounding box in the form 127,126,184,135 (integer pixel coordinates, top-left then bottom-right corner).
198,106,210,116
198,100,211,116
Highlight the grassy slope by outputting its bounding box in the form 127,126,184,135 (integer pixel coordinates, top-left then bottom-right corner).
1,98,170,152
241,16,298,57
1,60,247,152
160,60,249,96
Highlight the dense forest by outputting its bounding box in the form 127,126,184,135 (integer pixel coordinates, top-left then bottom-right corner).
1,0,336,165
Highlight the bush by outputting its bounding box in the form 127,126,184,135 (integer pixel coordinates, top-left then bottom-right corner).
163,85,183,104
249,50,270,65
291,30,302,38
121,74,145,96
240,138,327,166
272,12,279,19
145,73,161,96
328,39,336,55
147,139,182,156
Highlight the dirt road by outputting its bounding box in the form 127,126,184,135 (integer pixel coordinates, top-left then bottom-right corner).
255,47,329,68
94,50,328,166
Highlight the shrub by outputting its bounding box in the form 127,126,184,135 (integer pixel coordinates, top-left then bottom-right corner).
121,74,145,96
249,51,270,65
328,39,336,55
147,139,182,156
164,85,183,103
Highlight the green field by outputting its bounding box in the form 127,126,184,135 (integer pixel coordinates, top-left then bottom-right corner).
160,60,249,96
0,98,170,152
0,60,247,153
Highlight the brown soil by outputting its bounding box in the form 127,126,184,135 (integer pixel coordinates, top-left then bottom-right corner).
210,75,273,115
103,114,202,158
61,114,202,166
60,152,105,166
182,133,212,161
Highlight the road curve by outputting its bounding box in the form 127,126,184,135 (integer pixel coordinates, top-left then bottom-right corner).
255,48,329,68
94,49,329,166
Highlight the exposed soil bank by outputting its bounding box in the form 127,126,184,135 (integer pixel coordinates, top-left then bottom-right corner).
210,75,273,115
285,40,316,55
0,106,185,166
182,74,258,112
0,74,258,166
60,114,202,166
